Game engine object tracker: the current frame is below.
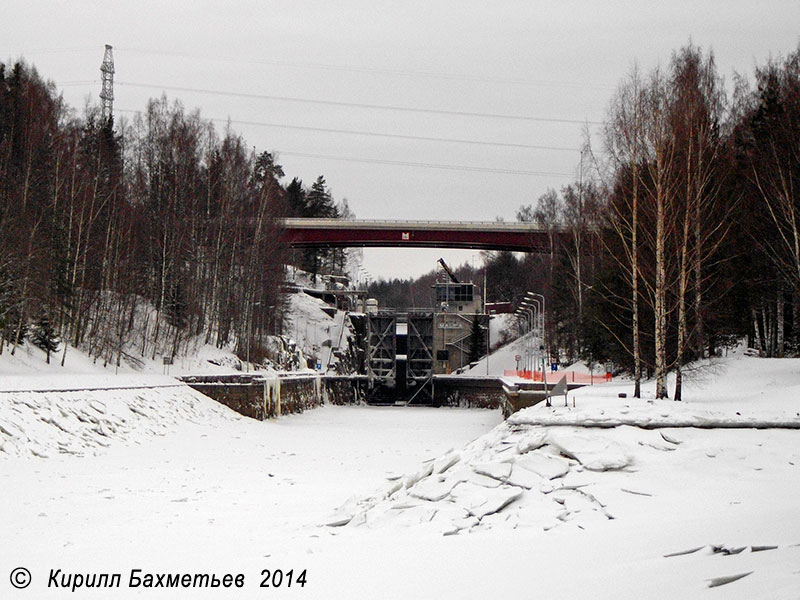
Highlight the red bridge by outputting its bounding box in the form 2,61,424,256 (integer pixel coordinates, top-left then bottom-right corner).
280,218,564,252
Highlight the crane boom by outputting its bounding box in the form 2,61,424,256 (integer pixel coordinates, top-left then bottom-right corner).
437,258,459,283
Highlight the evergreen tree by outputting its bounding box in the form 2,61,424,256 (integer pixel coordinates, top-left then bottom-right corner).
302,176,340,281
306,176,337,218
31,315,59,363
285,177,307,217
468,315,483,363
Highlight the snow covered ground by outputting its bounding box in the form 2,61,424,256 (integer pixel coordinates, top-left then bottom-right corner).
461,325,542,378
2,344,800,598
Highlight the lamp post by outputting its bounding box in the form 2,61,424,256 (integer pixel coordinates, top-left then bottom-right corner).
521,300,540,334
513,310,528,371
517,306,536,373
520,300,540,377
526,292,547,391
440,302,449,374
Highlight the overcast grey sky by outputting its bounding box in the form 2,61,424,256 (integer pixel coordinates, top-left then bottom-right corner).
4,1,799,280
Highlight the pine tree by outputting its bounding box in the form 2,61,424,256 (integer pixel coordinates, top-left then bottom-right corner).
284,177,307,217
468,315,483,363
303,176,339,281
32,315,59,363
306,176,337,218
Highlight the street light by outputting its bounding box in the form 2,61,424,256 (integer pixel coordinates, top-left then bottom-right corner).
513,309,529,371
526,292,547,392
520,301,540,377
514,309,526,371
517,305,537,374
526,292,545,335
520,300,540,333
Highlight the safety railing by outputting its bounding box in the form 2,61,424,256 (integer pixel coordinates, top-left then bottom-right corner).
503,370,612,384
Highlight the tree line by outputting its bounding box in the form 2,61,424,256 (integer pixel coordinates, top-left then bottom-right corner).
372,43,800,401
0,60,347,368
478,45,800,400
4,42,798,390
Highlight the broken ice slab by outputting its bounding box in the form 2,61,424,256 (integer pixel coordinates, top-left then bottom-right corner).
470,486,522,519
472,460,512,482
409,476,459,502
505,464,552,491
710,545,747,555
660,431,682,445
707,571,753,588
620,488,653,497
515,429,548,454
548,431,633,472
514,453,570,480
325,514,353,527
663,545,705,558
432,451,460,474
403,462,434,489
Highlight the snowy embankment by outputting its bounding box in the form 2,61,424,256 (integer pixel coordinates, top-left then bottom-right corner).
0,337,248,458
0,284,350,458
508,398,800,429
0,384,238,458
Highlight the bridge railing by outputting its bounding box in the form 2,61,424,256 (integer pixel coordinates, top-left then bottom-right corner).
281,217,553,231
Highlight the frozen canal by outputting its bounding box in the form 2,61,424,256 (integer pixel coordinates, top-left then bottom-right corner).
1,402,502,597
3,373,799,599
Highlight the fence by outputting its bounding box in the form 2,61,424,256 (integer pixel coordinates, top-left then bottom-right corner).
503,370,612,384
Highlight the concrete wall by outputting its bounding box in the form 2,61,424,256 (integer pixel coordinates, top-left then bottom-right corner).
324,377,364,405
432,377,506,410
184,375,324,420
184,374,538,420
183,374,364,420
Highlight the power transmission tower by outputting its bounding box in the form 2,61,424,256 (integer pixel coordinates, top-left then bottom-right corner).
99,44,115,122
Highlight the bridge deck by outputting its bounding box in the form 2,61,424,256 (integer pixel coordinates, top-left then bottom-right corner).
281,218,566,252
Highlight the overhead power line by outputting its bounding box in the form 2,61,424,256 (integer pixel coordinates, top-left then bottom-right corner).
273,150,573,177
115,108,580,152
116,47,615,90
55,80,99,87
116,81,603,126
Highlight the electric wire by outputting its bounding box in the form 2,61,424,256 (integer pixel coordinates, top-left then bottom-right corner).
116,81,603,125
272,150,573,177
115,108,580,152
